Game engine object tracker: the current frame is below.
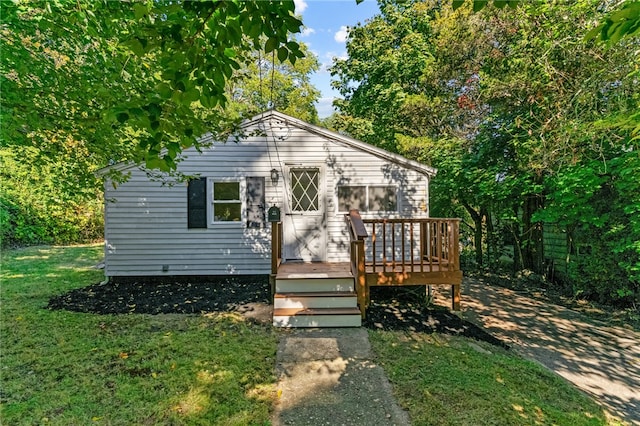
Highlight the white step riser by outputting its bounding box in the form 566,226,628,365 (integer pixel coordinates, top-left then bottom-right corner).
275,278,354,293
273,315,362,328
274,296,357,310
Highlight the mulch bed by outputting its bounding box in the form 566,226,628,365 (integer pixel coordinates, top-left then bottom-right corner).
47,276,271,315
48,277,507,348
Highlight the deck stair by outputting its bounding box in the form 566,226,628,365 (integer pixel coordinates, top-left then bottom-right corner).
272,263,362,328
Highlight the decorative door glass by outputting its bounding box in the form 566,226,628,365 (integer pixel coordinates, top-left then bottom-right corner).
291,168,319,211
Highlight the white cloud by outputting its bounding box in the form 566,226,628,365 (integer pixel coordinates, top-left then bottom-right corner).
334,25,349,43
316,97,338,118
301,27,316,37
319,51,348,73
294,0,308,14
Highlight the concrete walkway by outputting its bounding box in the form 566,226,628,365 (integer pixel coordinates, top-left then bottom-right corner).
445,278,640,425
271,328,410,426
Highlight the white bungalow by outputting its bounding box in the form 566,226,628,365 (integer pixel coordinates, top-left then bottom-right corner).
102,110,461,327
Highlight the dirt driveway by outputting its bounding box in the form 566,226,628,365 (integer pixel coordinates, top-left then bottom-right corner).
439,278,640,425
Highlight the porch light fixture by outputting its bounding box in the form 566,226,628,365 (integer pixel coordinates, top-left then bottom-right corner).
270,168,280,185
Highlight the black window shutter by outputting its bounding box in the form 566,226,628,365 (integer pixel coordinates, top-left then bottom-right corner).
187,177,207,228
246,177,265,228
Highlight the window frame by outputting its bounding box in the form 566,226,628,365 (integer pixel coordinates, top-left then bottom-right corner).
207,178,246,225
336,184,399,214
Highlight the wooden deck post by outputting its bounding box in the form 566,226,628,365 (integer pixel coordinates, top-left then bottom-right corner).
355,239,367,318
270,221,282,296
452,284,461,311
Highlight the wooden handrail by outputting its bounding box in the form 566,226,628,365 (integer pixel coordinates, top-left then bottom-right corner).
345,210,369,318
346,209,368,240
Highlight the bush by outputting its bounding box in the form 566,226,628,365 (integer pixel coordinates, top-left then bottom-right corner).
1,148,104,248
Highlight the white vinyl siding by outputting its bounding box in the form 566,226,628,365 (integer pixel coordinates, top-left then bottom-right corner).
103,112,432,277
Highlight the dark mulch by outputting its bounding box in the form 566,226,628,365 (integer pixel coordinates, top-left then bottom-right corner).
48,277,507,348
47,275,271,315
362,286,509,349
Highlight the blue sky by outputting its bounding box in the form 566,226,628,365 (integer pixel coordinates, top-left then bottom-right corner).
293,0,380,118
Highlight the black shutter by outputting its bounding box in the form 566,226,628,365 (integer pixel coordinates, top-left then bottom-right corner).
187,177,207,228
246,177,265,228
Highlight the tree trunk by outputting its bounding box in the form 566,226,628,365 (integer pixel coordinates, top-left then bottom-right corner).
483,206,497,266
521,193,545,274
463,202,483,267
511,205,523,274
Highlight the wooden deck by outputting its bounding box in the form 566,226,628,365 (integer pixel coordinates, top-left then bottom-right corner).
345,210,462,317
276,262,353,279
271,210,463,320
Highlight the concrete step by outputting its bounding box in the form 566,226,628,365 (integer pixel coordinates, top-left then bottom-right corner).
273,308,362,328
275,277,354,293
274,292,357,309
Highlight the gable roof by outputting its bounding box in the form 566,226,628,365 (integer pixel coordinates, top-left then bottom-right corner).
98,110,437,177
243,110,437,177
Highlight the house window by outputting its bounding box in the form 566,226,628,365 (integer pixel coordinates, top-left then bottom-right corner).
212,181,242,222
337,185,397,212
337,186,366,212
368,185,397,211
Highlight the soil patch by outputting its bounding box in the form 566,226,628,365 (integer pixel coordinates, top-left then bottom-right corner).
48,278,507,348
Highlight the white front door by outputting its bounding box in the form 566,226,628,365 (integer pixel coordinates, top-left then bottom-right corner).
283,166,326,262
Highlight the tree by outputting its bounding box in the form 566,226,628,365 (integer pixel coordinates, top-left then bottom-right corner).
1,1,318,247
452,0,640,45
226,42,321,124
2,0,305,172
331,0,639,304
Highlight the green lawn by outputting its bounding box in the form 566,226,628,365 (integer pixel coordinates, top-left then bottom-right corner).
1,244,623,426
0,245,278,425
369,330,622,426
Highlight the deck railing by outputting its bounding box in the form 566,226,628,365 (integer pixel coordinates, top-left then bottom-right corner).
364,217,460,274
345,209,462,317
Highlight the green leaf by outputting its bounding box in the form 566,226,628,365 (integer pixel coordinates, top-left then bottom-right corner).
473,0,489,12
223,47,236,58
183,88,200,103
127,38,145,57
277,46,288,63
147,103,162,117
265,37,279,53
145,157,170,172
156,83,173,99
584,25,604,42
452,0,465,10
116,112,129,123
133,3,147,20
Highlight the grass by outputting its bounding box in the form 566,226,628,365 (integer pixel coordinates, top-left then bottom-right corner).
0,244,279,425
1,244,626,425
369,330,623,426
